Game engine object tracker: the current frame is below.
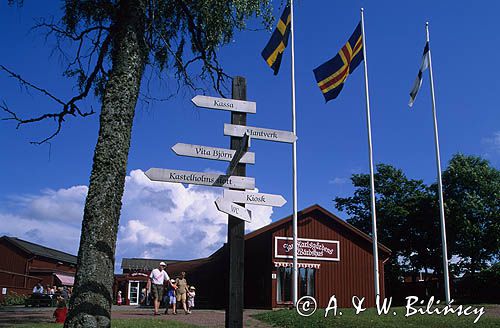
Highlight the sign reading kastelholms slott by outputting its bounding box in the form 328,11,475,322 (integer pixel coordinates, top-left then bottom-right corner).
274,237,340,261
145,168,254,190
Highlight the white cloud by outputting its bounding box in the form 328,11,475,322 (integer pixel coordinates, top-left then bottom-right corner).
0,169,273,271
482,131,500,155
328,177,349,185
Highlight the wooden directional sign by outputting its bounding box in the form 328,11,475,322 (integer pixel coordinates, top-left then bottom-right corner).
224,124,297,143
172,143,255,164
226,133,250,176
215,198,252,222
191,95,256,114
223,190,287,207
145,168,254,190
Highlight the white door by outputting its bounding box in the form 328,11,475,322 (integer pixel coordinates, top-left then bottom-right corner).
128,281,140,305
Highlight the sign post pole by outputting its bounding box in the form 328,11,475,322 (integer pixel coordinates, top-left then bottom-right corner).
225,76,247,328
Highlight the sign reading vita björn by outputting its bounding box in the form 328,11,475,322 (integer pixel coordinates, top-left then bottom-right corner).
192,95,256,114
223,190,286,207
172,143,255,164
224,124,297,143
274,237,340,261
145,168,255,190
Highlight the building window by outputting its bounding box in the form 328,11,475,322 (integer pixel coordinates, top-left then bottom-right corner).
299,267,316,298
277,267,316,303
277,267,292,303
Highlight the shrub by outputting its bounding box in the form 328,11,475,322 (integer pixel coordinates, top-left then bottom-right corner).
1,291,28,306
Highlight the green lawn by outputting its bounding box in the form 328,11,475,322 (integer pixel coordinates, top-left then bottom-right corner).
13,319,199,328
253,307,500,328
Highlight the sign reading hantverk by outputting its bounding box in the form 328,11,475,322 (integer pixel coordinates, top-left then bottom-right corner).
224,124,297,143
223,190,286,207
192,95,256,114
145,168,255,190
274,237,340,261
172,143,255,164
215,198,252,222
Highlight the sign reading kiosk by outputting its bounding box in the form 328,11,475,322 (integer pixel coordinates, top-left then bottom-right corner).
274,237,340,261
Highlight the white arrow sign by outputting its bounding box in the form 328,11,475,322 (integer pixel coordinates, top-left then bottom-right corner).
215,198,252,222
223,190,287,207
224,124,297,143
172,143,255,164
145,168,254,190
192,95,256,114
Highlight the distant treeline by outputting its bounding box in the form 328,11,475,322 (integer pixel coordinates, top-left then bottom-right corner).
335,153,500,303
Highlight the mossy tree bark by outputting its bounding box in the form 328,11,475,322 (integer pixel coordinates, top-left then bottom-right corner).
64,1,147,327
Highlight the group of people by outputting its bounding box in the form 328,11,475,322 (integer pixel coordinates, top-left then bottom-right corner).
32,283,72,300
31,282,71,323
147,261,196,316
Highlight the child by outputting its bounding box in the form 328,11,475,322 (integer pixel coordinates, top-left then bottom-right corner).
165,279,177,314
117,290,122,306
187,286,196,313
53,296,68,323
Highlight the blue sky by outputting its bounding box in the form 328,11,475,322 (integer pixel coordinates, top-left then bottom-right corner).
0,1,499,266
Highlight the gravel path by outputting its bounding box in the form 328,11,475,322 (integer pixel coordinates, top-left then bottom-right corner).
0,306,274,327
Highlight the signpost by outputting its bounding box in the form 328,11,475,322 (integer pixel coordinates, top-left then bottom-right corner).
171,143,255,164
145,168,254,190
225,77,247,328
215,198,252,223
226,133,250,176
224,123,297,143
223,190,286,207
191,95,256,114
146,76,288,328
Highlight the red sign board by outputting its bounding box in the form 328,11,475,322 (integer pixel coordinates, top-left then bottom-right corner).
274,237,340,261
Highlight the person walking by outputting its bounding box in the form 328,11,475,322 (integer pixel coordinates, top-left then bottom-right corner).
164,279,177,315
147,261,172,316
175,272,190,314
117,290,122,306
187,286,196,313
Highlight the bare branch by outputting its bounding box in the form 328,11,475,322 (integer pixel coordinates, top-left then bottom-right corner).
0,33,111,144
0,65,65,105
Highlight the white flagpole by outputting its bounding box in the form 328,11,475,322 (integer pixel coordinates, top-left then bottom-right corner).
290,0,299,306
425,22,451,305
360,8,380,300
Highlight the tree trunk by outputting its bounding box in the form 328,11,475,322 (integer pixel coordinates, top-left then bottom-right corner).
65,1,146,327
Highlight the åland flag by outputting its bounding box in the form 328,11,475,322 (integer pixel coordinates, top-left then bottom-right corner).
261,6,291,75
313,22,364,102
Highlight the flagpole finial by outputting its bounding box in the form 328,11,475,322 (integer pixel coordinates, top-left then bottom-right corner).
426,21,429,27
361,7,364,12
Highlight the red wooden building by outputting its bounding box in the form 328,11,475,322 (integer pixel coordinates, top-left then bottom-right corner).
117,205,391,309
0,236,76,301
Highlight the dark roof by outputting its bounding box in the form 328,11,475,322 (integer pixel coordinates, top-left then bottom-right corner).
121,258,180,271
167,257,217,275
245,204,391,255
1,236,77,265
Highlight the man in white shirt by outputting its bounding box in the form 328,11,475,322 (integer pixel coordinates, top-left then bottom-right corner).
147,261,173,315
32,283,44,294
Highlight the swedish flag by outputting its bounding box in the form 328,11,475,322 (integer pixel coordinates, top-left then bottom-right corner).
313,22,364,102
261,6,291,75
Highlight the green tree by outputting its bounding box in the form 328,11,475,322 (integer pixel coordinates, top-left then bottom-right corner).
334,164,441,288
441,154,500,275
2,1,273,327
